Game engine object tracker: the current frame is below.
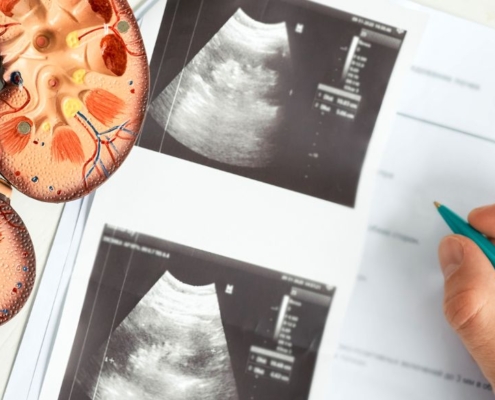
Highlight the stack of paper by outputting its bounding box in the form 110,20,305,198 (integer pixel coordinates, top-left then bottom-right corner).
33,1,423,399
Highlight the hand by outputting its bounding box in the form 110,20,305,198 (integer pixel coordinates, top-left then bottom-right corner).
438,204,495,388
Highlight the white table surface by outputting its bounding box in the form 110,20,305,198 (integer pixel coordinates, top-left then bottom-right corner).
1,0,495,398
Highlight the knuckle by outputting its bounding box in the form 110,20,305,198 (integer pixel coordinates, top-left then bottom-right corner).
444,288,487,333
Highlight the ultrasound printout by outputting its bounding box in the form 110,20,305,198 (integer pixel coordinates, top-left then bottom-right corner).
59,226,335,400
138,0,406,207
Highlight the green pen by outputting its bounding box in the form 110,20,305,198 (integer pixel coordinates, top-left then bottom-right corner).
435,202,495,267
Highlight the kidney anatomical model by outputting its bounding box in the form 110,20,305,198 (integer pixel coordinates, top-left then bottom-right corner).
0,0,149,325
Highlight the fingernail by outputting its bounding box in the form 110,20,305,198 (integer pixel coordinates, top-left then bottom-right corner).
439,237,464,279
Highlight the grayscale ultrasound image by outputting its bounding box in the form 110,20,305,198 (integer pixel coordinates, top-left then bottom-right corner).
59,226,335,400
138,0,406,207
148,9,292,168
78,272,238,400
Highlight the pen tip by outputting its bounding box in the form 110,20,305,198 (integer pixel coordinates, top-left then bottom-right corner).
434,201,441,209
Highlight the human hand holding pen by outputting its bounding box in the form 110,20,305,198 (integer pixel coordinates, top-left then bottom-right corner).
438,204,495,389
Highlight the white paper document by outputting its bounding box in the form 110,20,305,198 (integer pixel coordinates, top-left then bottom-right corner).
39,0,424,399
328,3,495,399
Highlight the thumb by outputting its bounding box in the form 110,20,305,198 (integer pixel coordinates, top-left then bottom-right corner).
439,235,495,387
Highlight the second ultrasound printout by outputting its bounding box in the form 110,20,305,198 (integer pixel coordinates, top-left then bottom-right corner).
57,226,334,400
138,0,406,207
